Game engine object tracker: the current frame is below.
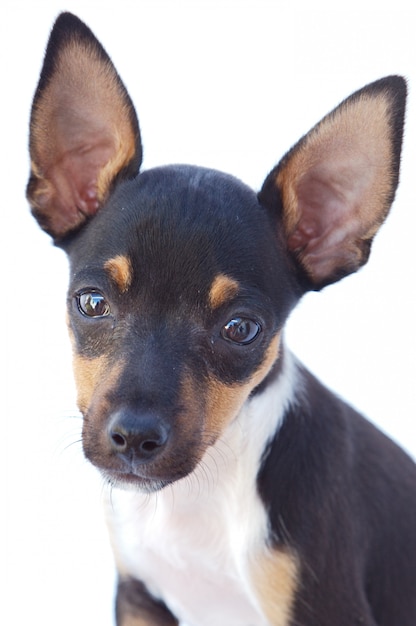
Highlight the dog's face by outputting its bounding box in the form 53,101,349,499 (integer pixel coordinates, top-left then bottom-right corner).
65,166,299,490
28,13,406,492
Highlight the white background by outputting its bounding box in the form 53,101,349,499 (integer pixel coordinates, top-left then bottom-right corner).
3,1,415,624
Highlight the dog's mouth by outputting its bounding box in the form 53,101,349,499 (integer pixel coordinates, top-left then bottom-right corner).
81,407,210,493
102,468,173,493
81,411,211,491
89,448,201,494
100,459,197,492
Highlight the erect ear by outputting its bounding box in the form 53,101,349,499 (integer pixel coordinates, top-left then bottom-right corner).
27,12,142,240
259,76,406,290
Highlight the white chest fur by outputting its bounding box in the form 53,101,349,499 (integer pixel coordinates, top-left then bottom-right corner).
105,352,297,626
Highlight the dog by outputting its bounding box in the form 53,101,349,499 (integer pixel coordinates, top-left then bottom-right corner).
27,12,416,626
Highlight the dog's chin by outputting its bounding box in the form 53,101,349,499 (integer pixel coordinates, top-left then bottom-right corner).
99,466,192,494
86,447,204,494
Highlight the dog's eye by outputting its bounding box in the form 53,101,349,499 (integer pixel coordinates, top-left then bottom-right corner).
77,291,111,318
221,317,261,345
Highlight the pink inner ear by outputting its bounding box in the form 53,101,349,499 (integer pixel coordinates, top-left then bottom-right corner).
272,80,404,287
28,14,141,240
288,172,347,252
57,146,110,216
287,164,370,281
81,184,100,213
37,140,115,235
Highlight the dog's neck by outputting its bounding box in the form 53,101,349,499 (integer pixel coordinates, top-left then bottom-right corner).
105,346,298,541
147,346,296,506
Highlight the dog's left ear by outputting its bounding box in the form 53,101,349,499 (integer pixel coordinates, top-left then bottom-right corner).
27,13,141,240
259,76,407,290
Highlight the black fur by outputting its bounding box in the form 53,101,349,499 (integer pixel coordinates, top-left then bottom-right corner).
258,365,416,624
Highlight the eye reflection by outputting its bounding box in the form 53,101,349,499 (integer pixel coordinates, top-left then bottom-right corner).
77,291,111,318
221,317,261,345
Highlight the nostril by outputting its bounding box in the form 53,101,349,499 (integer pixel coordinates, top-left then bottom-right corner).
110,431,128,450
107,408,169,460
141,439,160,453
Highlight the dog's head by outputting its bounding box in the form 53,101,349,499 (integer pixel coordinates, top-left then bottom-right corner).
28,13,406,491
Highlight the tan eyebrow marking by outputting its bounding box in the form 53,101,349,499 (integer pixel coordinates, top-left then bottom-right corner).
209,274,239,309
104,255,133,293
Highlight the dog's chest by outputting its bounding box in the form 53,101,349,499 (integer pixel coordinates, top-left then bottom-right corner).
105,359,297,625
108,484,270,625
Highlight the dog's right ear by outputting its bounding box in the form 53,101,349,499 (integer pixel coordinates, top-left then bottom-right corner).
259,76,406,291
27,13,141,240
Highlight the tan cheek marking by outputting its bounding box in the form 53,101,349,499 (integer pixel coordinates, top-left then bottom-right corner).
205,379,247,437
251,332,281,388
72,353,109,415
250,548,299,625
75,357,126,419
209,274,239,309
105,254,133,293
67,320,123,415
206,332,281,435
119,617,152,626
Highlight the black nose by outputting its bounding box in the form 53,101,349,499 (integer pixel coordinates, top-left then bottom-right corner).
108,408,169,462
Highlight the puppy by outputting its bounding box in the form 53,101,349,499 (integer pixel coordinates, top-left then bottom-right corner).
28,12,416,626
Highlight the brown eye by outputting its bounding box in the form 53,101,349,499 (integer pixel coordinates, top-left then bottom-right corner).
77,291,111,318
221,317,261,345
